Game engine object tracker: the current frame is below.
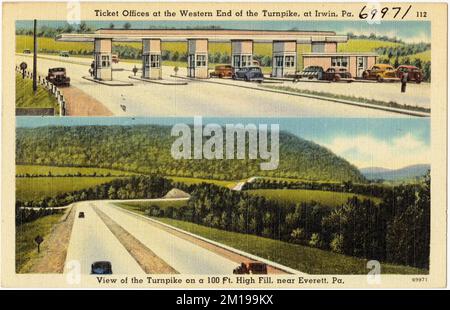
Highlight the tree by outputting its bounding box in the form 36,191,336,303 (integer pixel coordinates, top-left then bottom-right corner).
330,234,344,253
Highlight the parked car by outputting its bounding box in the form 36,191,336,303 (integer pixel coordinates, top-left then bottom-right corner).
46,67,70,87
322,66,354,82
112,53,119,64
91,261,112,274
396,65,423,84
362,64,399,82
210,65,233,78
232,66,264,82
23,49,31,54
78,212,85,218
59,51,70,57
233,262,268,274
295,66,324,80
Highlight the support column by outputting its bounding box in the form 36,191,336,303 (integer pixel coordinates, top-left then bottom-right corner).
231,40,253,69
272,41,297,78
142,39,162,80
93,38,112,81
187,39,208,79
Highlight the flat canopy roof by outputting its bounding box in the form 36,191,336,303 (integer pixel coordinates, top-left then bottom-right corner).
56,28,348,43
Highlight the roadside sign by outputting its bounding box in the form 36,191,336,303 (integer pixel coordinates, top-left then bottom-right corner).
34,235,44,253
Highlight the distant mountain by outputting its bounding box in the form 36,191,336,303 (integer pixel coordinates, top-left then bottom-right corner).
360,164,430,181
16,125,365,183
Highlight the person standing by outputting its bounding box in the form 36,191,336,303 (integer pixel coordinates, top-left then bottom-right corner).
401,71,408,93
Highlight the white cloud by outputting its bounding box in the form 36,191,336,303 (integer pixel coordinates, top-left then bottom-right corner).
323,133,429,169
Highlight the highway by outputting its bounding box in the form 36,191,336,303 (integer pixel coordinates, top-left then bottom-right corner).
15,54,403,117
64,203,145,275
64,201,245,274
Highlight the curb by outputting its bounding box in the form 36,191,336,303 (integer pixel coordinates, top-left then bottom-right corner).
82,76,133,86
170,75,429,117
128,75,188,85
110,203,304,275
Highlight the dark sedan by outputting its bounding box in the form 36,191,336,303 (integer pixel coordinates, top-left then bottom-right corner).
396,65,424,84
232,66,264,82
322,66,354,82
91,261,112,274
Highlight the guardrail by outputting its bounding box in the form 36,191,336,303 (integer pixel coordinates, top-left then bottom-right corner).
15,66,66,116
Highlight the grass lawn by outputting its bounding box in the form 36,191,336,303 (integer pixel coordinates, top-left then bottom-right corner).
115,200,188,214
16,213,64,272
16,177,118,201
15,73,59,110
149,217,427,274
338,39,402,52
16,164,138,177
247,189,382,207
169,176,239,189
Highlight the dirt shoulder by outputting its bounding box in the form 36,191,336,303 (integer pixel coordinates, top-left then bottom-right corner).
60,86,113,116
28,205,76,273
93,206,178,274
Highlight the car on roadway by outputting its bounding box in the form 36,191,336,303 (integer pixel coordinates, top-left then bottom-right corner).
396,65,423,84
362,64,399,82
78,212,85,218
322,66,354,82
59,51,70,57
232,66,264,82
210,65,233,78
233,262,268,274
23,49,31,54
91,261,112,274
46,67,70,87
293,66,324,80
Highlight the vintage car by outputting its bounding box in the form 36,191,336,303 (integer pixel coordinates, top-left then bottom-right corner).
46,67,70,87
210,65,233,78
23,49,31,54
396,65,423,83
322,66,354,82
362,64,399,82
232,66,264,82
112,53,120,64
233,262,268,274
78,212,85,218
91,261,112,274
295,66,324,80
59,51,70,57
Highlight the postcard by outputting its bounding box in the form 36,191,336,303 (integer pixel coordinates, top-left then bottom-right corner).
2,1,447,289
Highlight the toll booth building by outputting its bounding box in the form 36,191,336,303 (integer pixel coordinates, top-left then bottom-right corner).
142,39,162,80
56,29,375,80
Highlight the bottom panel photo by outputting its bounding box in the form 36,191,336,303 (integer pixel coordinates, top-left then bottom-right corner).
14,116,430,285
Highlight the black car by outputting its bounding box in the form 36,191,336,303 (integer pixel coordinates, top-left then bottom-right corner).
232,66,264,82
91,261,112,274
78,212,85,218
296,66,324,80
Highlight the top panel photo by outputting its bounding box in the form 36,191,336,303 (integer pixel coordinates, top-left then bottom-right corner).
14,18,432,118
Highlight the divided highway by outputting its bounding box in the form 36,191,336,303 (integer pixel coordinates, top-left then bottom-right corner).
64,201,242,274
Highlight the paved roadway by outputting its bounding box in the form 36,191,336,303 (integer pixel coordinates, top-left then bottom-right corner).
64,202,145,275
64,201,242,274
15,54,404,117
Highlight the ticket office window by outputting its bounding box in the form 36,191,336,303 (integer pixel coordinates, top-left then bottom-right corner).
331,56,349,68
233,55,241,68
284,55,296,68
101,55,110,68
274,55,284,68
150,54,160,68
196,54,207,67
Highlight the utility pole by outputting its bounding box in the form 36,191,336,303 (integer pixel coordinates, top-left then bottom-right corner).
33,19,37,93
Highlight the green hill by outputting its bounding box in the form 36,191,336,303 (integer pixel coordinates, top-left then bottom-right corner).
16,125,365,182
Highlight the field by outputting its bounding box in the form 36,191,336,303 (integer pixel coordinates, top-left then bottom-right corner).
169,176,238,188
16,212,64,272
247,189,381,207
337,39,402,52
16,165,137,177
151,217,426,274
16,177,118,201
15,73,59,109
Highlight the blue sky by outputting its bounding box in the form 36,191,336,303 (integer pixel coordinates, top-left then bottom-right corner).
16,117,430,169
16,20,430,43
